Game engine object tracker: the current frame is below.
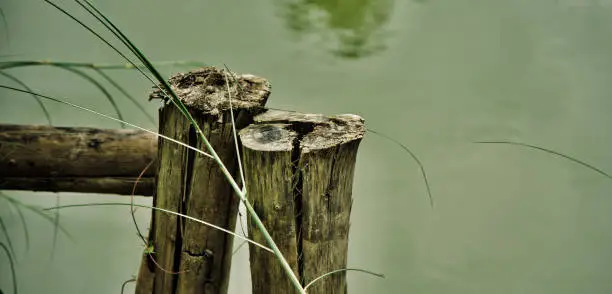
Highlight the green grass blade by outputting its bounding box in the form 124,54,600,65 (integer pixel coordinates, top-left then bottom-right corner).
0,70,52,125
94,68,156,126
0,54,21,58
232,240,247,255
0,61,62,69
71,0,208,153
73,0,144,59
85,60,207,70
0,216,16,260
0,242,17,294
56,65,125,128
75,0,183,116
50,195,60,260
43,202,274,253
0,7,9,50
6,200,29,254
76,0,190,116
76,0,146,60
0,60,206,70
73,0,200,130
363,128,434,208
129,159,154,245
81,0,251,228
223,66,246,191
303,268,385,291
62,0,197,146
222,67,249,241
120,278,135,294
0,62,126,128
0,192,72,240
41,0,157,86
0,59,165,127
475,140,612,180
62,66,125,128
0,85,213,159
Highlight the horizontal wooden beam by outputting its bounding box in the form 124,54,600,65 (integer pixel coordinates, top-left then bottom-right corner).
0,124,157,196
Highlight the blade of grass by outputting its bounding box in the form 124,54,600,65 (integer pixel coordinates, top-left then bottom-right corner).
41,0,158,86
0,192,72,240
93,68,156,126
50,195,60,260
303,268,385,291
234,204,249,245
223,67,246,192
0,60,206,71
44,202,274,253
5,199,29,254
0,62,126,128
146,251,186,275
64,0,205,149
69,0,225,165
475,140,612,180
368,129,434,207
0,58,198,128
70,0,183,116
120,278,136,294
75,0,217,134
0,242,17,294
0,71,52,125
0,216,16,260
74,0,192,119
59,65,125,128
0,54,21,58
0,59,163,129
130,159,154,244
232,240,247,255
222,68,249,239
0,7,9,50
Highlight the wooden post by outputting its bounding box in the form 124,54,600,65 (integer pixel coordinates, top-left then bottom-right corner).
239,109,365,294
0,124,156,195
135,67,270,294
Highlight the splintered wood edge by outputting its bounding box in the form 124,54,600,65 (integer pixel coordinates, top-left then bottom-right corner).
252,109,366,151
151,66,271,116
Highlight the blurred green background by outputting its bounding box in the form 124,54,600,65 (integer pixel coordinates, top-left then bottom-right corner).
2,0,612,293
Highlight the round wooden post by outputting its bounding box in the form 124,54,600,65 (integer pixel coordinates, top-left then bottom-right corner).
135,67,270,294
240,109,365,294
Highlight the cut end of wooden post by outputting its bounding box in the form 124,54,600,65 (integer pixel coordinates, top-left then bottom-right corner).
150,66,271,119
253,109,365,151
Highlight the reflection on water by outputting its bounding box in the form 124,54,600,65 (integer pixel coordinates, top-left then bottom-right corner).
276,0,395,58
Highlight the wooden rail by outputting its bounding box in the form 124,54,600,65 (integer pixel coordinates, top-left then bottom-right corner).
0,124,156,196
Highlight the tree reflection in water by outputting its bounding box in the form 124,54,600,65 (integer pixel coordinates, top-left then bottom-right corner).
276,0,397,59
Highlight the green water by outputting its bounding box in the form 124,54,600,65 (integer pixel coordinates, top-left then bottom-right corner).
2,0,612,293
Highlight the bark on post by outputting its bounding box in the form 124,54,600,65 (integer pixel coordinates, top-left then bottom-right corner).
0,124,156,195
135,67,270,294
239,109,365,294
